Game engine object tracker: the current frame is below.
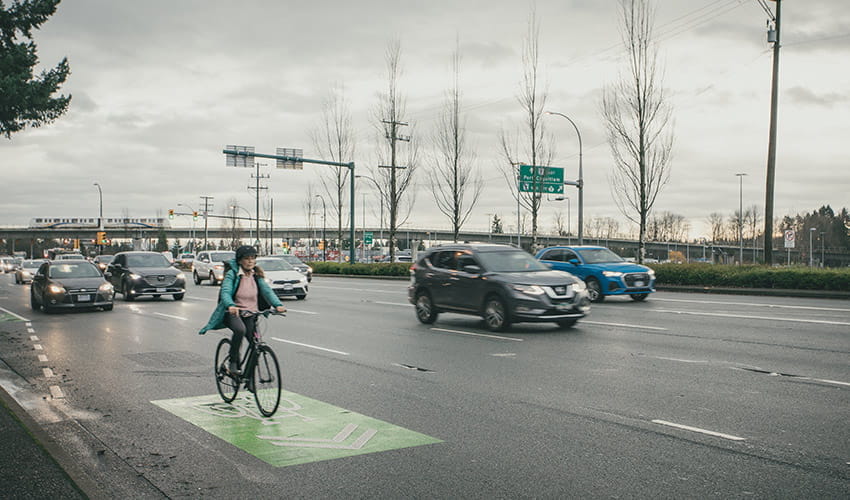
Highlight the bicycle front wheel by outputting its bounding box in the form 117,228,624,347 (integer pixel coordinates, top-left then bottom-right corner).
253,344,281,417
215,338,239,403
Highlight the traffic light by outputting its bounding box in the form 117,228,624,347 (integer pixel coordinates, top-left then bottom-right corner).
168,209,174,219
96,231,107,245
193,211,198,221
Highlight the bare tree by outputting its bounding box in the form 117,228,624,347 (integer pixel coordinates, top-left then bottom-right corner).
429,40,483,242
601,0,674,263
552,211,567,236
310,83,355,261
498,9,554,250
372,39,418,261
707,212,725,244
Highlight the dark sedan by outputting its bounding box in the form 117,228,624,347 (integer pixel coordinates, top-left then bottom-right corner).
30,260,114,312
107,251,186,301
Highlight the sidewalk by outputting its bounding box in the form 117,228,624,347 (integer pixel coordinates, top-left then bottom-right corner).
0,384,86,499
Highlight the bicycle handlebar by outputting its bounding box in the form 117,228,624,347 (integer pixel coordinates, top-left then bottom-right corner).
236,308,286,317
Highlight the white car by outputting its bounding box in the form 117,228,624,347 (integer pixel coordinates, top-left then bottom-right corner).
192,250,235,285
15,259,47,284
257,257,308,300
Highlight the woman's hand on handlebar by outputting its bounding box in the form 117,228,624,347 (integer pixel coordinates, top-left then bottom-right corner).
275,305,286,314
227,306,239,316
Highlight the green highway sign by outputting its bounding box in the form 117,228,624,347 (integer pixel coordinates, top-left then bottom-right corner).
518,165,564,193
152,391,441,467
364,232,373,245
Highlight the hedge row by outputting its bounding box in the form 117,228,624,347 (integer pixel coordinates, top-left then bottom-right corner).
309,261,412,277
650,263,850,291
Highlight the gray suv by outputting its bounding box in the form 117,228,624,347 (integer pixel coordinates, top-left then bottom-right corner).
408,243,591,331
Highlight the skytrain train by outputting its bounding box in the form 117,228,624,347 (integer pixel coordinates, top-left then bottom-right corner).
29,217,170,229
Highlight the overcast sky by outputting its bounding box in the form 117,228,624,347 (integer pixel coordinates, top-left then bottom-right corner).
2,0,848,240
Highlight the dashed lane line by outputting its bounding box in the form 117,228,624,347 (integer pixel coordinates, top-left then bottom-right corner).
271,337,349,356
653,297,850,313
375,301,413,307
153,312,189,321
656,309,850,327
582,320,667,331
652,419,746,441
431,327,524,342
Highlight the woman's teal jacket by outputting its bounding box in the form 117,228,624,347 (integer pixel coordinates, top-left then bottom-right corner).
198,259,284,334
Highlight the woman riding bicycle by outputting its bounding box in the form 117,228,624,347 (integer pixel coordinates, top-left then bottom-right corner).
199,245,286,375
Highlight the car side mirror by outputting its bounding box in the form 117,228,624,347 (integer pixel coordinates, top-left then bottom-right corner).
462,264,482,274
568,258,580,265
104,271,112,279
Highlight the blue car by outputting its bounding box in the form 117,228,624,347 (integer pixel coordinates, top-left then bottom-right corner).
535,246,655,302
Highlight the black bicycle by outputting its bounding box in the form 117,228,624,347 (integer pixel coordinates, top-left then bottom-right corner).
214,309,283,417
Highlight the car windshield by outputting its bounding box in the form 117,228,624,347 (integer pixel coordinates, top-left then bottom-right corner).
210,252,235,262
257,259,295,271
23,260,44,269
49,263,102,278
476,250,549,273
281,256,303,264
126,254,171,267
96,256,113,263
59,254,85,260
575,248,624,264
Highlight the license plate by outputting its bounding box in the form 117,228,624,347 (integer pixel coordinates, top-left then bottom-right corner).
635,281,644,287
283,284,293,290
555,303,571,311
77,295,91,302
156,288,166,292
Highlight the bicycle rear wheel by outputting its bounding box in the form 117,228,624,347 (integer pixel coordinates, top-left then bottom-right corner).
252,344,281,417
215,338,239,403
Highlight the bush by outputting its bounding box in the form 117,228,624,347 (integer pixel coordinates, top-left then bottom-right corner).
651,264,850,291
308,261,412,277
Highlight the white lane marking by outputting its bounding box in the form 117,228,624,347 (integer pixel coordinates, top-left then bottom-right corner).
654,297,850,313
270,337,349,356
29,335,39,341
34,344,43,351
49,385,65,399
42,368,55,378
648,356,709,364
38,355,48,362
0,306,29,321
284,308,318,315
652,420,746,441
431,327,523,342
656,309,850,327
802,377,850,387
186,296,215,301
26,322,32,327
153,312,188,321
583,320,667,331
375,301,413,307
27,328,35,333
310,285,400,294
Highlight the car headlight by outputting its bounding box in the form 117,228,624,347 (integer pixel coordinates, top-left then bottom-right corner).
98,282,113,292
129,273,141,280
176,273,186,280
48,284,65,294
306,266,313,273
512,284,546,295
300,277,308,285
603,271,623,277
647,268,655,277
572,281,587,292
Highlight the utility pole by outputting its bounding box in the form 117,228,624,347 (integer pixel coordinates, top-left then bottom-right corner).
200,195,214,250
249,162,269,249
763,0,781,265
380,118,409,262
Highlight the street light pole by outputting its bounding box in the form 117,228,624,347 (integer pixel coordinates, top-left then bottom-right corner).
545,111,583,245
315,195,326,261
820,232,825,268
93,182,103,255
736,173,747,264
809,228,816,267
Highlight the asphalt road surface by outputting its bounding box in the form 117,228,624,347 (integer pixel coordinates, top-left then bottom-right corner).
1,273,848,498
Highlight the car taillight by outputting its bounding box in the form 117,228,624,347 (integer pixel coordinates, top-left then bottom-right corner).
410,263,417,271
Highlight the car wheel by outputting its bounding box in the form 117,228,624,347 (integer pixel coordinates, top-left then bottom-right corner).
102,304,114,311
630,293,649,302
193,271,201,285
556,319,578,329
123,280,135,301
209,272,218,286
41,293,53,314
585,278,604,303
173,293,184,301
30,289,41,311
414,291,438,324
483,295,511,332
